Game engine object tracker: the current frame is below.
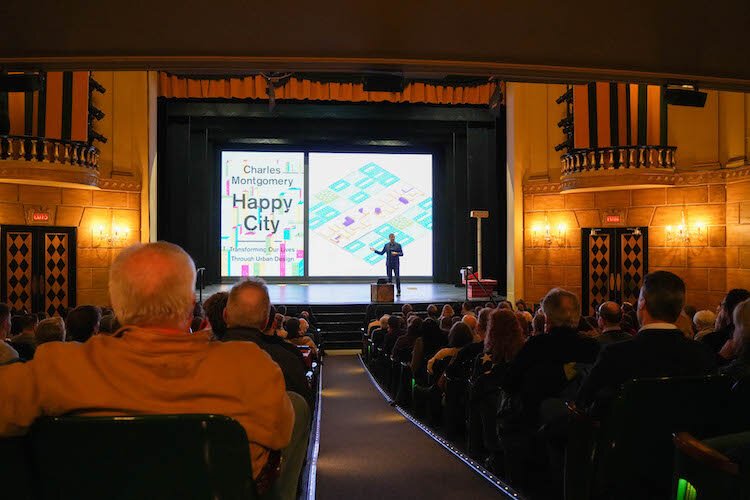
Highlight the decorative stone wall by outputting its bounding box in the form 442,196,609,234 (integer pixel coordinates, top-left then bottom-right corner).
522,167,750,310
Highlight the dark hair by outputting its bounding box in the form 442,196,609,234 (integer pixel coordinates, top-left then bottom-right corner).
99,315,121,334
190,317,204,332
724,289,750,323
439,316,452,331
532,312,545,335
387,315,403,331
13,314,37,335
65,305,102,342
203,292,229,339
407,316,423,337
448,322,473,348
285,317,301,339
0,303,10,324
641,271,686,323
451,316,461,324
461,302,472,312
193,302,205,319
598,302,622,325
486,308,523,360
401,304,413,316
266,305,277,332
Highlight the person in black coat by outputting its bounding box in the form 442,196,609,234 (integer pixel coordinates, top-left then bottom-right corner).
370,233,403,295
576,271,716,412
222,279,313,409
596,301,632,346
700,288,750,356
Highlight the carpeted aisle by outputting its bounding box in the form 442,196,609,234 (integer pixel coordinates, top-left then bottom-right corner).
316,351,502,499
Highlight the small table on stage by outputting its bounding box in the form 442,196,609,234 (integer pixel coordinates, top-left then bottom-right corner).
371,283,395,302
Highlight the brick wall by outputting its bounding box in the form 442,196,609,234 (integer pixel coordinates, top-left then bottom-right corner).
522,172,750,311
0,182,141,307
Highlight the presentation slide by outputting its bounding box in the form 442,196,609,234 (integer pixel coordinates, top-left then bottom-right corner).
221,151,305,277
308,152,433,277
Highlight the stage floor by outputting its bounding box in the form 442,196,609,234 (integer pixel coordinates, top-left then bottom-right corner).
200,282,471,305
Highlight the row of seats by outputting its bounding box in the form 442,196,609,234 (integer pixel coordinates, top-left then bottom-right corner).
363,320,750,499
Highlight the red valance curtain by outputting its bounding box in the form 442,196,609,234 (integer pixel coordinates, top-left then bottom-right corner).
158,72,502,106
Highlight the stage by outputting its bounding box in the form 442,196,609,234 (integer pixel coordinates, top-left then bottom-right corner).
199,282,476,306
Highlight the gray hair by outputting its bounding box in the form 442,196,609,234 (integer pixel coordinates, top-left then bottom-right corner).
541,288,581,329
693,310,717,332
35,317,66,345
109,242,196,327
225,278,271,330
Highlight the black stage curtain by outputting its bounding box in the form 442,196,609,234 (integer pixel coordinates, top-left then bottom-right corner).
157,100,506,293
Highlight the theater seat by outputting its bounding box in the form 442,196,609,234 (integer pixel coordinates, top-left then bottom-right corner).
30,414,258,500
672,432,748,500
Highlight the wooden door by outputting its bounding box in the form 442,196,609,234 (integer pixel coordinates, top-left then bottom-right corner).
1,226,77,316
581,227,648,316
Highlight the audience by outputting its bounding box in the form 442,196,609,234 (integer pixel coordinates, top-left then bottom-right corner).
9,315,38,360
461,313,478,332
444,308,492,380
222,279,313,408
411,318,447,385
719,299,750,379
427,322,473,375
693,309,717,340
0,304,19,365
203,291,229,339
531,311,545,336
702,288,750,356
596,301,631,345
392,316,422,362
383,315,405,355
285,317,318,357
577,271,715,412
426,304,439,319
0,242,294,485
371,314,390,348
439,304,455,321
35,317,66,345
401,304,414,317
65,305,102,343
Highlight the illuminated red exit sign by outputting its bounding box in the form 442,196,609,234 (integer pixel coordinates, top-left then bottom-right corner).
605,214,622,223
32,211,50,222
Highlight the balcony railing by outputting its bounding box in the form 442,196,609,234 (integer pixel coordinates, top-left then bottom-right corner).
559,145,677,192
561,145,676,175
0,135,99,169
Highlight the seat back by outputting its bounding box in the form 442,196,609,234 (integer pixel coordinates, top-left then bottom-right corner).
595,375,734,498
31,414,257,500
0,435,34,500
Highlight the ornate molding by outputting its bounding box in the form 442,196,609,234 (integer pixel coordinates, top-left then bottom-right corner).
98,178,142,191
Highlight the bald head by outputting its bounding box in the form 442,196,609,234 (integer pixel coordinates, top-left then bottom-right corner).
598,301,622,327
109,242,196,329
225,278,271,330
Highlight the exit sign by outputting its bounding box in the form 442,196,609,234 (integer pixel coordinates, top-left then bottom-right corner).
605,214,622,223
32,211,50,222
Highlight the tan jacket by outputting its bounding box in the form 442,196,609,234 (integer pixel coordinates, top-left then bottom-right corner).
0,326,294,478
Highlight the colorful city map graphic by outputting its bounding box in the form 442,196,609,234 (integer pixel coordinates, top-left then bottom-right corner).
309,162,432,265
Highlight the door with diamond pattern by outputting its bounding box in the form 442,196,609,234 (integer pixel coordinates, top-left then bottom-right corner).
581,227,648,316
1,226,77,316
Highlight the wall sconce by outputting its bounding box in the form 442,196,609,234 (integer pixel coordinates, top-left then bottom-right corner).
665,210,705,246
93,224,129,248
531,215,567,247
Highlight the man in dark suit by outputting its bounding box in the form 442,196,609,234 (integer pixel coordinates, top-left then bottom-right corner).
576,271,716,412
700,288,750,356
370,233,403,296
596,301,632,346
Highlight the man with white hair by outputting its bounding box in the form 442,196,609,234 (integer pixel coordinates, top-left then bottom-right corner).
0,242,293,484
693,309,717,340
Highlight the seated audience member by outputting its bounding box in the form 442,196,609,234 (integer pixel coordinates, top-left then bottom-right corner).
203,291,229,339
683,305,698,328
439,316,453,332
596,301,631,345
9,315,38,361
98,314,121,334
370,314,390,348
35,317,66,345
0,242,294,484
439,304,455,321
515,299,528,312
426,304,439,319
262,306,307,364
520,310,533,333
531,311,545,336
503,288,600,423
383,315,405,355
497,301,512,310
392,316,422,361
299,309,316,328
483,309,526,372
577,271,716,412
444,308,493,379
515,311,530,339
401,304,414,317
427,322,473,375
462,313,478,332
299,318,310,336
460,302,475,317
65,305,102,343
274,313,288,338
411,318,448,384
285,317,318,357
451,316,462,325
719,299,750,379
702,289,750,356
675,312,695,339
693,309,717,340
0,304,19,365
222,279,313,408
